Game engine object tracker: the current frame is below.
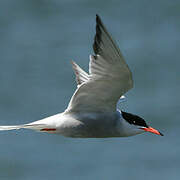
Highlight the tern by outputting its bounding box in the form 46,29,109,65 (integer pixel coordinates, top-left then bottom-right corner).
0,15,163,138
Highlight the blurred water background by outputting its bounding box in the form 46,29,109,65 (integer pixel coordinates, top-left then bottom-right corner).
0,0,179,179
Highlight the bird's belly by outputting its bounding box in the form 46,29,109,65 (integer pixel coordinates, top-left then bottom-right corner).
56,112,119,138
58,124,117,138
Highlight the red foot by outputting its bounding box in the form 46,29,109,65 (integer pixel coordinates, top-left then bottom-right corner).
40,128,56,131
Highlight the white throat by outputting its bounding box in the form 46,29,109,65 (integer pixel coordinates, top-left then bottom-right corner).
117,111,144,137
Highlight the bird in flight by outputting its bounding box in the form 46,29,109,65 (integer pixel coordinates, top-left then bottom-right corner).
0,15,163,138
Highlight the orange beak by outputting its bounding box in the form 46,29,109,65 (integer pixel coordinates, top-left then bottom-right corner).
141,126,164,136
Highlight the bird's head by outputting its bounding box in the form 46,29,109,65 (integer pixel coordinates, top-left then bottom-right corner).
121,111,163,136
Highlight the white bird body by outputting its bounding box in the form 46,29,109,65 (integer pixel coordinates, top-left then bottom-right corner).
0,111,143,138
0,15,163,137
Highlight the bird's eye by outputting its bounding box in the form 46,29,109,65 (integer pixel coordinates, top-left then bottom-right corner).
133,121,136,124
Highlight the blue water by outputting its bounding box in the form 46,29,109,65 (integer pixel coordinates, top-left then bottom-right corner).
0,0,179,179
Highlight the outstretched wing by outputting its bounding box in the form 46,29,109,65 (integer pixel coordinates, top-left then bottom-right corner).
66,15,133,112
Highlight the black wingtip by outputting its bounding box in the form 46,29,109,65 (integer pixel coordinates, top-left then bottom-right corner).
96,14,102,26
93,14,102,55
96,14,99,18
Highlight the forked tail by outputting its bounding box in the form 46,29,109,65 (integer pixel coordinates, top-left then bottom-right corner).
0,125,23,131
0,123,56,132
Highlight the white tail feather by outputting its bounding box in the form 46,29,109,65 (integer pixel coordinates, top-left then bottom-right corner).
0,123,49,131
0,125,23,131
0,114,62,133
